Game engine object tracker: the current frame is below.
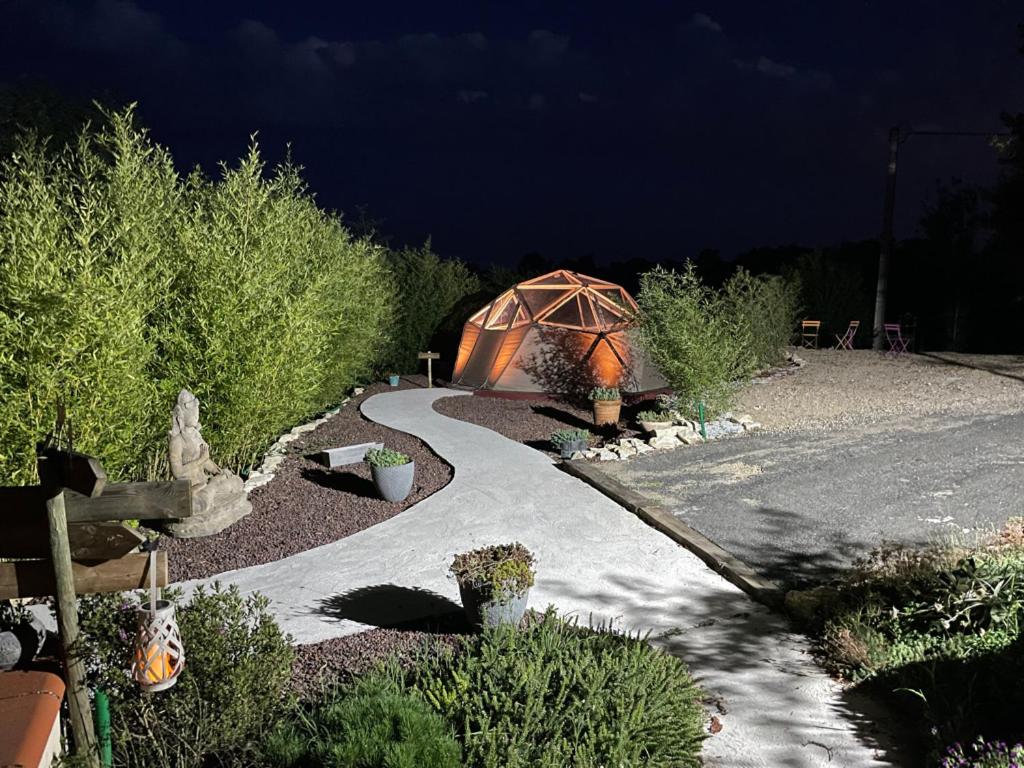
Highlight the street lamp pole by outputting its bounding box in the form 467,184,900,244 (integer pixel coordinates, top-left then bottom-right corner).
872,127,901,350
870,127,1010,350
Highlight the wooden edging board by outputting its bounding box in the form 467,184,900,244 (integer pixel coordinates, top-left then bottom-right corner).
559,459,785,610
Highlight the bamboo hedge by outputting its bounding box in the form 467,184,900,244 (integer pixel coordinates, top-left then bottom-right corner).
0,107,395,484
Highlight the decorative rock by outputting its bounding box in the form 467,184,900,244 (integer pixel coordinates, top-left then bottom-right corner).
261,455,285,473
679,433,705,446
597,448,619,461
276,433,299,444
743,421,762,431
583,449,600,459
653,426,683,440
291,422,318,434
165,389,252,538
352,387,365,396
639,420,673,434
634,443,655,454
243,473,273,492
569,450,587,461
649,437,679,450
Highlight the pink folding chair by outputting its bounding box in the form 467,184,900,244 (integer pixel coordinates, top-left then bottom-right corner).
834,320,859,350
884,323,909,358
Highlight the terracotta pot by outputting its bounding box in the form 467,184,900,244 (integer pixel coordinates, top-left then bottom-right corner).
592,399,621,426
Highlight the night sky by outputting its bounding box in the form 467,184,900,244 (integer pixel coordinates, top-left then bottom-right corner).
1,1,1021,265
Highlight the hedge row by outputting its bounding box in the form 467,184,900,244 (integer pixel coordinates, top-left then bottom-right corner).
0,107,449,484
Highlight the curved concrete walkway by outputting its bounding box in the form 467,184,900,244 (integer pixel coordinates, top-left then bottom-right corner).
186,388,893,767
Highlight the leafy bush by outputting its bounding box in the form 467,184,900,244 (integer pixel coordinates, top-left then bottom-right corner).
450,542,535,600
410,609,704,767
0,106,394,483
159,143,393,473
811,529,1024,758
722,267,802,372
637,410,671,423
0,109,181,484
381,241,479,373
365,447,411,468
941,736,1024,767
258,673,462,768
588,386,620,401
77,583,294,767
549,428,590,447
635,264,749,418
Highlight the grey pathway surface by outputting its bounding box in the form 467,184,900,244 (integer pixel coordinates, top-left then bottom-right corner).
185,388,894,767
600,412,1024,587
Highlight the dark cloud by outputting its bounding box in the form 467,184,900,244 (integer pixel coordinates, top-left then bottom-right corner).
0,0,1020,263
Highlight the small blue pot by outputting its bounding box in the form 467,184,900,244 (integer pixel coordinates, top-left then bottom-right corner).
371,460,414,502
458,583,530,629
388,374,400,386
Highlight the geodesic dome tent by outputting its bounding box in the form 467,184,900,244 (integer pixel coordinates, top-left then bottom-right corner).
451,269,667,395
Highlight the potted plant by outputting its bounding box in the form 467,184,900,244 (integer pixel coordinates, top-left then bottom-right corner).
450,542,535,628
550,428,590,458
637,410,674,434
589,386,622,426
386,373,400,387
365,447,415,502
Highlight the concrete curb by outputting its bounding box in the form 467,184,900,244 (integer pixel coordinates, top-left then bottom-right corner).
560,459,785,609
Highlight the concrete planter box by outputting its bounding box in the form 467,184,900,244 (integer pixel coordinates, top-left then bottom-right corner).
458,583,530,628
371,461,414,502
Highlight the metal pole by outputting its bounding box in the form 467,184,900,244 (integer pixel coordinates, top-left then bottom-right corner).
872,126,900,350
94,688,112,767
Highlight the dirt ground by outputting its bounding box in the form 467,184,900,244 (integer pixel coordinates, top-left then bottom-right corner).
735,349,1024,432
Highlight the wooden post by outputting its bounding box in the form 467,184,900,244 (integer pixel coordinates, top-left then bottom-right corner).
45,488,98,766
418,351,440,389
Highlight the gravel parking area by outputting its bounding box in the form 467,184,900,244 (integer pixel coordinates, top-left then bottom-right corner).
163,376,451,582
736,350,1024,432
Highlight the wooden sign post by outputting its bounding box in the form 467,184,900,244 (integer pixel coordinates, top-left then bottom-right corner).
2,448,192,767
418,351,440,388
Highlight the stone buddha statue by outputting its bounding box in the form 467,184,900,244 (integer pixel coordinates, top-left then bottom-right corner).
165,389,251,538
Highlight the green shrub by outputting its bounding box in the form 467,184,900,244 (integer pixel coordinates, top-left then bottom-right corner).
549,428,590,447
77,583,294,767
410,609,704,767
940,736,1024,768
381,241,479,373
812,533,1024,758
588,386,620,401
722,267,802,372
450,542,535,600
635,264,749,418
365,447,411,468
637,410,671,423
257,673,462,768
159,144,393,473
0,108,181,483
0,106,394,483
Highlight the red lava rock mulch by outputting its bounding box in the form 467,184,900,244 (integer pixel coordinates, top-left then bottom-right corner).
163,376,451,582
291,613,470,698
433,393,645,455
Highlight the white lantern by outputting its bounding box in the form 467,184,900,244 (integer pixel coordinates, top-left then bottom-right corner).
130,549,184,692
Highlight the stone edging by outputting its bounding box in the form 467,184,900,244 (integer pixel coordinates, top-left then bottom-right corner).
559,459,784,609
582,413,763,462
242,388,364,493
